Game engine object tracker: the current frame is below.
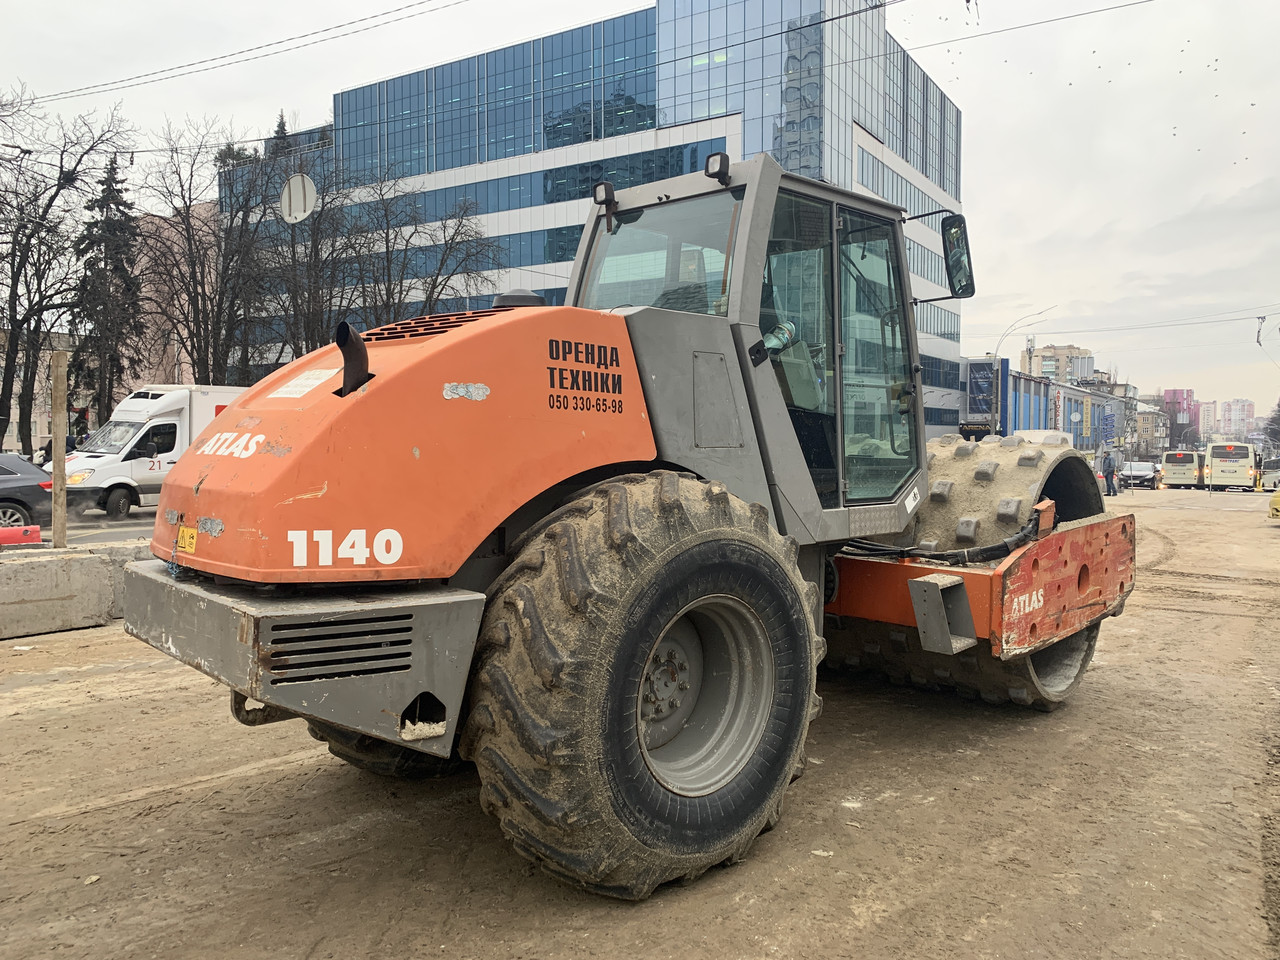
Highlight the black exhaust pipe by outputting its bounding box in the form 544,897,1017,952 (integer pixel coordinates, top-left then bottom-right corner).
335,321,371,397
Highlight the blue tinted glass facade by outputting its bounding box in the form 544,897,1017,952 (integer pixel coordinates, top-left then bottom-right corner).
328,2,959,196
333,9,657,180
653,1,959,196
657,0,823,178
346,139,725,224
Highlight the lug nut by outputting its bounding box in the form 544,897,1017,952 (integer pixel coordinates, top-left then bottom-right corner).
669,699,680,710
678,661,688,671
644,692,657,703
678,681,690,691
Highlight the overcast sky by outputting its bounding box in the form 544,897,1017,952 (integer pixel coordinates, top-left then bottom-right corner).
5,0,1277,414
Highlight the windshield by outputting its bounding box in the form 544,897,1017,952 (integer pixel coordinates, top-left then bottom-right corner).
1123,462,1155,474
577,188,745,315
1210,445,1249,459
81,420,143,455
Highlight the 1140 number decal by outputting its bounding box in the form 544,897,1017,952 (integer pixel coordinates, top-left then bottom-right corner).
286,528,403,566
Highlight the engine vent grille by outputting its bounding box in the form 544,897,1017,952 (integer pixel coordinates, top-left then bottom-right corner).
362,308,512,343
265,612,414,684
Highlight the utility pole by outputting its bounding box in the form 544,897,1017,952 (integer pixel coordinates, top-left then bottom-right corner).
51,351,68,548
987,306,1056,438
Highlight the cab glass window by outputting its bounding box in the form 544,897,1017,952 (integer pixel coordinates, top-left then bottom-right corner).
133,423,177,457
577,188,744,316
837,205,919,502
760,191,838,507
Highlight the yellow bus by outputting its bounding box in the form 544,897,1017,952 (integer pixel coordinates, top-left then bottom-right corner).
1161,450,1204,489
1205,442,1261,491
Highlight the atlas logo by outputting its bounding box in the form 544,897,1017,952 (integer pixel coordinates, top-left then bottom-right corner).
199,432,266,458
1010,588,1045,618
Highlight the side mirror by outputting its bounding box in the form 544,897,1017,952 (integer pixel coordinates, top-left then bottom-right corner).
145,442,158,459
940,214,976,299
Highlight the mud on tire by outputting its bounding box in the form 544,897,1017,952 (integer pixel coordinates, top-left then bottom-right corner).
459,471,821,900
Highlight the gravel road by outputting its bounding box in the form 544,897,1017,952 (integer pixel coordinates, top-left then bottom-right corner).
2,487,1277,959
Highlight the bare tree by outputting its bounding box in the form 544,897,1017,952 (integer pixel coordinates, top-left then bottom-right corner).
15,213,78,454
359,195,502,321
137,119,271,385
347,170,424,328
0,98,128,452
255,141,365,361
253,148,502,360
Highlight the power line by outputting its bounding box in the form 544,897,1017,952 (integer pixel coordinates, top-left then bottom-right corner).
36,0,478,105
39,1,462,101
37,0,907,109
969,303,1280,341
905,0,1157,55
1011,314,1267,338
28,0,1147,137
1099,338,1264,355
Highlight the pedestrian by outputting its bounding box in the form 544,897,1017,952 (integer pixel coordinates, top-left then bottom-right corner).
1103,450,1117,496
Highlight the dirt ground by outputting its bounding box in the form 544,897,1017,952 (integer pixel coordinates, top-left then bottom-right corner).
2,487,1278,960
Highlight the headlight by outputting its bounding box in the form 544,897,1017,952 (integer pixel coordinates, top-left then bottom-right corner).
67,469,95,485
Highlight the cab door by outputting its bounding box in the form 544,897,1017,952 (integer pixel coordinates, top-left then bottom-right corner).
127,420,181,506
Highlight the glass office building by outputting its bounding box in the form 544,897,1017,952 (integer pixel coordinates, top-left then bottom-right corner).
272,0,966,433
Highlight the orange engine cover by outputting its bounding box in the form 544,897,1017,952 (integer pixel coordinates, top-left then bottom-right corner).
151,306,656,582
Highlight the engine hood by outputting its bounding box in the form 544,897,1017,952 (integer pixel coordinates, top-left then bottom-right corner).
151,306,655,582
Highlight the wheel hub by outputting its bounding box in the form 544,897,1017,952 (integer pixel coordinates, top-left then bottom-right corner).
639,623,702,750
635,594,774,797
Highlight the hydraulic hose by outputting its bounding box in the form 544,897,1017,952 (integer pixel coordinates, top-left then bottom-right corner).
839,513,1041,567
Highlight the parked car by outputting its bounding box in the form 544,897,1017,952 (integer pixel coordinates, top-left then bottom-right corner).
1119,461,1160,489
0,453,53,527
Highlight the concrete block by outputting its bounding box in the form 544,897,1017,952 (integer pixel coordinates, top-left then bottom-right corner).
0,550,114,639
0,539,153,639
87,542,155,618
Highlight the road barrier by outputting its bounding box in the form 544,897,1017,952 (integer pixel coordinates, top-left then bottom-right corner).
0,540,153,640
0,525,42,545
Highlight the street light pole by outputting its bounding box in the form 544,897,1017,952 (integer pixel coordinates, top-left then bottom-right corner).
988,305,1057,437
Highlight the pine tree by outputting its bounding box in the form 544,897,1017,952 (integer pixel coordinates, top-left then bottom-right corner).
71,153,144,423
266,110,289,159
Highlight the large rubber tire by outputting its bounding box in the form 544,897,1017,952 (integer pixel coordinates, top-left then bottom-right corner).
307,720,465,780
459,471,821,900
0,502,31,526
104,488,132,520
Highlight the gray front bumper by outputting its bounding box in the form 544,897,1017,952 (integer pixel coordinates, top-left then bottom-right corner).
123,559,486,757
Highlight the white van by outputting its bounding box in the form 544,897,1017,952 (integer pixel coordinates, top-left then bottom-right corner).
1263,457,1280,492
57,385,244,519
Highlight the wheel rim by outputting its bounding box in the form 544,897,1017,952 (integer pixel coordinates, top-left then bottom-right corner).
636,594,775,797
0,506,26,526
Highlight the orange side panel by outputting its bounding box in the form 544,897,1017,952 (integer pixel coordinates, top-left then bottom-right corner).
151,307,656,582
828,513,1135,659
828,556,997,638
